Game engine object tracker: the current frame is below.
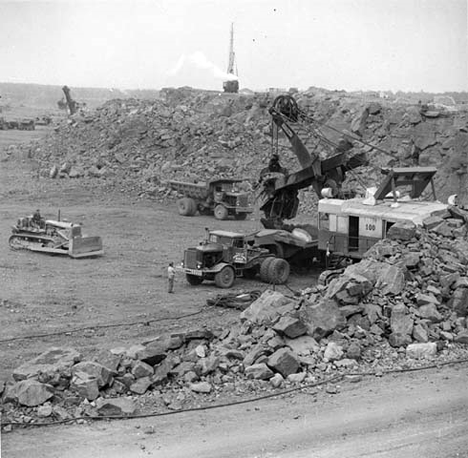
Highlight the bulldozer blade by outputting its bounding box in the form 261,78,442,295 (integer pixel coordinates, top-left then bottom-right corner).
69,236,104,258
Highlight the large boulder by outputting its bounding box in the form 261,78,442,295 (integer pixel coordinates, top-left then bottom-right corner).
416,293,440,307
323,342,344,362
189,381,212,393
96,397,137,416
390,303,413,335
92,350,121,373
131,361,154,379
351,107,369,136
417,303,443,322
70,371,100,400
284,335,320,356
413,122,437,150
245,363,275,380
151,358,177,386
272,316,307,338
130,377,152,394
389,303,413,347
299,298,346,341
346,260,406,295
240,290,296,326
194,355,219,376
243,344,269,367
267,348,300,377
412,323,429,342
13,347,81,381
136,341,168,366
7,379,54,407
72,361,113,388
450,287,468,317
387,221,416,242
326,273,373,304
406,342,437,359
406,106,422,124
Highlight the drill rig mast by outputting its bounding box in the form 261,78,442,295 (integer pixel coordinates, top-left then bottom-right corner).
223,23,239,94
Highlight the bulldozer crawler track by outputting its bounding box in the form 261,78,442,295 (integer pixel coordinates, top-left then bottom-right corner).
9,234,63,252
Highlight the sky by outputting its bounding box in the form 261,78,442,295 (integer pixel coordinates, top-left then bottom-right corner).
0,0,467,92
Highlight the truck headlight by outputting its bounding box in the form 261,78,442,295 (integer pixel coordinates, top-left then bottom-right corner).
197,262,202,269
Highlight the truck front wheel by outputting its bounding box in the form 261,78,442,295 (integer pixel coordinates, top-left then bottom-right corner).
215,266,235,288
186,274,203,285
214,204,229,220
234,212,248,220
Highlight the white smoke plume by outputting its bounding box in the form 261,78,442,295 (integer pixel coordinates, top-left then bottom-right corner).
167,51,238,81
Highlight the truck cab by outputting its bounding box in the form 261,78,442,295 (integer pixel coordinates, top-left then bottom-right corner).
182,229,289,288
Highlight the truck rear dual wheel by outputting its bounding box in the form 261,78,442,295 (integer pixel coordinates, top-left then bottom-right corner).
268,258,290,284
259,257,290,284
214,204,229,220
259,257,275,282
177,198,197,216
215,266,235,288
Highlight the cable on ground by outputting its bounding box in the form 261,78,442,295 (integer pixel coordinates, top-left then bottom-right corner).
0,309,205,344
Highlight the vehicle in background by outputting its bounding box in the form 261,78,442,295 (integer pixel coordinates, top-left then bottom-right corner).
167,178,252,220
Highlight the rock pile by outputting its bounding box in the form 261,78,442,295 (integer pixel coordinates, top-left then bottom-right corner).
18,87,468,208
4,211,468,425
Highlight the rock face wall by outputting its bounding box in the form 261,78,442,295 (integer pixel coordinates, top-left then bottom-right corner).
24,87,468,206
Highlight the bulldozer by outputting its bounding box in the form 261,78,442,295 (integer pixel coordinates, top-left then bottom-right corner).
9,211,103,258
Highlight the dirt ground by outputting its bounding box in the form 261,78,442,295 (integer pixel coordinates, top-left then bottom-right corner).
0,139,317,377
1,129,468,457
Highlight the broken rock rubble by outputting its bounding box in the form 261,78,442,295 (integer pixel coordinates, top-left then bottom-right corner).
16,86,468,212
4,219,468,424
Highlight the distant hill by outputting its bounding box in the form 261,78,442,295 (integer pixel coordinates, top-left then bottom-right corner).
0,82,161,109
1,82,467,112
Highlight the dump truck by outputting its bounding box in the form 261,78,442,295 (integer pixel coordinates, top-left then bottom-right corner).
181,229,290,288
167,178,252,220
18,119,35,131
9,211,103,258
251,226,321,266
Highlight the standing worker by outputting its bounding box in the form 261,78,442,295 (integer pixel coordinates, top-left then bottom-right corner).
167,262,176,293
